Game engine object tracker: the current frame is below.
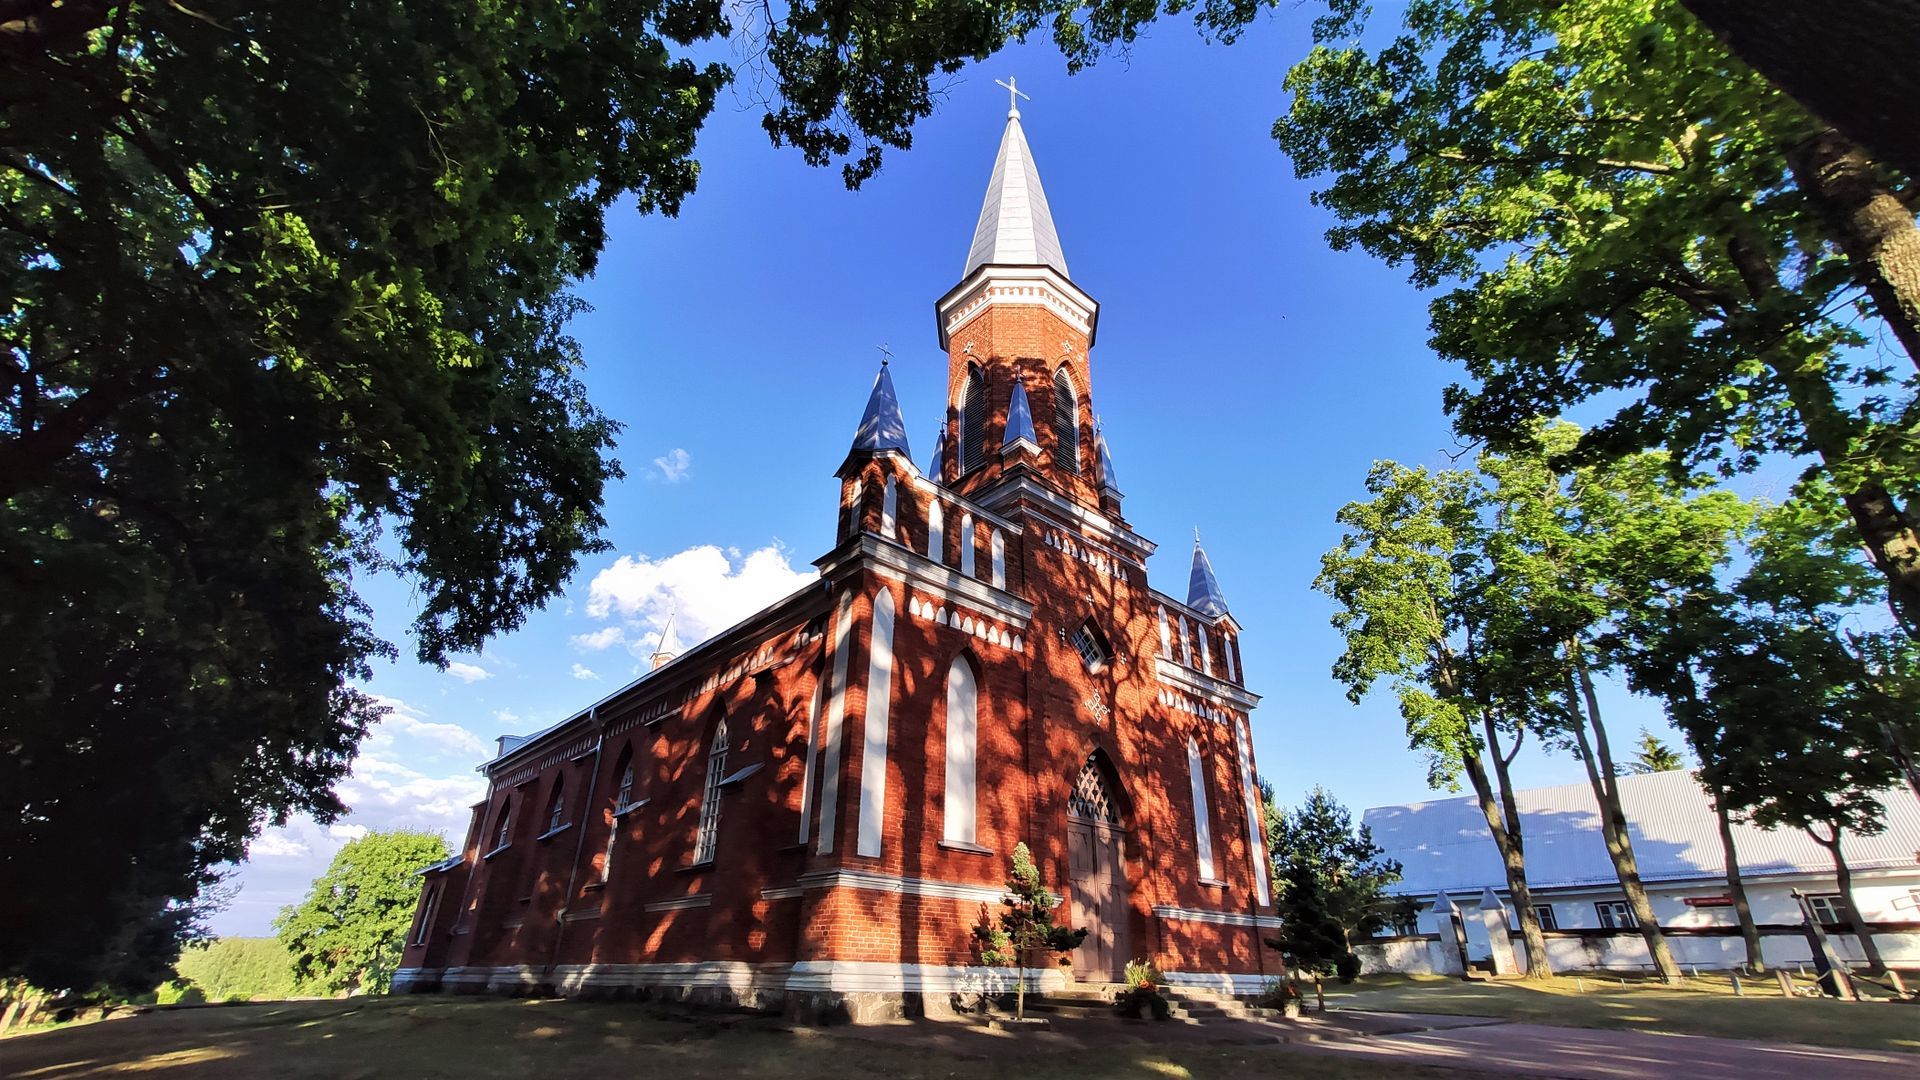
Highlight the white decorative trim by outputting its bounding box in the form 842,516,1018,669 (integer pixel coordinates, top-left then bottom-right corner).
1162,971,1278,996
1153,904,1282,929
1154,657,1261,709
936,265,1098,350
969,476,1154,558
819,535,1034,629
856,589,896,858
815,590,856,855
644,893,713,913
907,594,1024,653
760,885,807,900
785,867,1010,904
785,960,1061,994
551,961,792,994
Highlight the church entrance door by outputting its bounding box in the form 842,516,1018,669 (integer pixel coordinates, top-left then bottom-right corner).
1065,757,1128,982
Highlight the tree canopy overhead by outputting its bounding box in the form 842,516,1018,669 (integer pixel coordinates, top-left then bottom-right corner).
1276,0,1920,635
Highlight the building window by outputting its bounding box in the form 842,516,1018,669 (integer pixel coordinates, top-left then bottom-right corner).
990,529,1006,589
942,657,979,845
881,476,898,540
1071,621,1109,673
1223,634,1238,682
544,779,568,835
961,365,986,473
1179,617,1193,666
491,798,513,852
693,719,729,864
1806,894,1848,927
1198,626,1213,675
413,882,442,946
1157,606,1172,658
927,500,944,562
1595,901,1636,929
615,763,635,811
1068,756,1119,824
1186,737,1216,881
1052,367,1081,473
959,514,976,577
1533,904,1558,930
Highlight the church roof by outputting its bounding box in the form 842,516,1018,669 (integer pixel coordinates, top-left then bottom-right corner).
1095,421,1120,493
1187,540,1230,618
1003,379,1037,448
925,424,946,483
963,109,1069,278
851,364,910,456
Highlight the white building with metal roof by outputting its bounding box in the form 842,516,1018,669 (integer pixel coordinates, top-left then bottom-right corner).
1359,770,1920,974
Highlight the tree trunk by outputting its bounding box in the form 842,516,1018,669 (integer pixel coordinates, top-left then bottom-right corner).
1678,1,1920,185
1726,232,1920,638
1708,787,1765,973
1566,646,1683,983
1786,128,1920,372
1813,828,1887,974
1460,747,1553,978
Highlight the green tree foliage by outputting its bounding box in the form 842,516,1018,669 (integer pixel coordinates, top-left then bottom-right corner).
1275,0,1920,637
1625,490,1920,973
274,831,449,995
1263,787,1403,970
167,938,317,1003
974,842,1085,1020
1623,731,1687,774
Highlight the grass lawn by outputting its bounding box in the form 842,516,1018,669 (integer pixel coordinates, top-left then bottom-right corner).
0,996,1497,1080
1323,972,1920,1055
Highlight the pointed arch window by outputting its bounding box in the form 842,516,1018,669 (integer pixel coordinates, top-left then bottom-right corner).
990,529,1006,589
959,513,976,577
1157,606,1173,658
927,500,944,562
1186,737,1218,881
1179,617,1193,666
844,477,864,539
694,719,729,864
1224,634,1238,682
961,365,987,473
1199,626,1213,675
881,475,899,540
413,881,442,946
942,657,979,845
1067,756,1119,824
544,778,569,835
603,747,635,881
489,798,513,853
1052,367,1081,473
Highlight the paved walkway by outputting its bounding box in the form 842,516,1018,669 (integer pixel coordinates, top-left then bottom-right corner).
825,1010,1916,1079
1288,1018,1917,1080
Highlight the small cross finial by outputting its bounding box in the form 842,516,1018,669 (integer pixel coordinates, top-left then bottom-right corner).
1194,526,1203,547
876,342,893,367
994,76,1030,118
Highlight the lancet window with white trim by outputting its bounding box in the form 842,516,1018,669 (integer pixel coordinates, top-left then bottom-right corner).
1187,737,1217,881
942,658,979,845
693,718,729,864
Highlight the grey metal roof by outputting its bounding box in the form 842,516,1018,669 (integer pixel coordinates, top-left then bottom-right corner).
1095,422,1120,494
925,424,946,483
851,364,910,455
963,110,1069,278
1187,541,1230,618
1002,379,1037,448
1365,769,1920,896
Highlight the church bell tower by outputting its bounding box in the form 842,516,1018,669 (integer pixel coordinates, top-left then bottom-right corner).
932,85,1118,520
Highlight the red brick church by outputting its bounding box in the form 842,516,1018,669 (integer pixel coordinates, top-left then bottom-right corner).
394,98,1279,1019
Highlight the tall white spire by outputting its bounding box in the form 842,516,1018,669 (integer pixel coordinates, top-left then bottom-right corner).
963,102,1069,278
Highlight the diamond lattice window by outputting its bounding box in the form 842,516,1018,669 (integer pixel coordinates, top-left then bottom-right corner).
1067,758,1119,823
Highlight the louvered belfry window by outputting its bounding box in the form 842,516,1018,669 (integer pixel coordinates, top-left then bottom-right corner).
961,365,987,473
1052,367,1080,473
1068,756,1119,824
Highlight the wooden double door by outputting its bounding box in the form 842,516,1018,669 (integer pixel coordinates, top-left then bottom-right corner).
1066,817,1129,981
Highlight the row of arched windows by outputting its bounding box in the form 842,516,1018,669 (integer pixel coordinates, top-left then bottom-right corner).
1156,604,1240,682
859,472,1009,591
952,363,1083,478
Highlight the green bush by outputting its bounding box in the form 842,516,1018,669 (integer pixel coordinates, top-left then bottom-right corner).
166,938,315,1002
1336,952,1363,984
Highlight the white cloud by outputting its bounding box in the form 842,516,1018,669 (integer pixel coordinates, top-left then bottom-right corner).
571,664,599,681
328,824,369,842
365,694,488,758
583,543,816,653
446,661,492,683
651,447,692,483
249,833,310,858
569,625,625,652
495,708,521,727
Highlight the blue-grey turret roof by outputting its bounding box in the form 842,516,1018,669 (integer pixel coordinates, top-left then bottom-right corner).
1002,379,1037,448
925,424,946,483
1095,422,1120,494
851,364,910,455
1187,538,1230,618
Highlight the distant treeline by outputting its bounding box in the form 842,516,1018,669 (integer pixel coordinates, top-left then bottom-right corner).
156,938,324,1004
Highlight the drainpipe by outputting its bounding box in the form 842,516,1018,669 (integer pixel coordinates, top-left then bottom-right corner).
547,707,606,984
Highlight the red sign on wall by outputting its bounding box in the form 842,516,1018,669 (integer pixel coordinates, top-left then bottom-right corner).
1684,895,1734,908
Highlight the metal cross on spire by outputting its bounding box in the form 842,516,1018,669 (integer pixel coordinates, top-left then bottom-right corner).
994,76,1030,118
876,342,893,367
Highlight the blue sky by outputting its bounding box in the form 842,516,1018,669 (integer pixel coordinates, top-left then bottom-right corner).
220,21,1692,934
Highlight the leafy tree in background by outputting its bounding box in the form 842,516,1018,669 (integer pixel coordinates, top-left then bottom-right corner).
1275,0,1920,638
1263,786,1404,966
1623,732,1686,775
1315,461,1556,978
167,938,317,1003
275,831,449,995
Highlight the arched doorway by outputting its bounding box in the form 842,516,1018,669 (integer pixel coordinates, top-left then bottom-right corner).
1065,753,1129,982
